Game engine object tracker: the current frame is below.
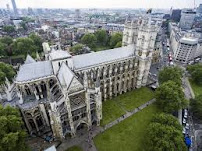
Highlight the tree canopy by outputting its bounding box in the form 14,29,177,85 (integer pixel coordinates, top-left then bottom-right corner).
70,43,84,54
12,37,35,55
0,36,13,56
187,64,202,85
146,113,186,151
190,95,202,120
0,62,15,84
155,81,188,113
0,105,28,151
81,33,97,49
109,33,122,48
28,33,43,52
2,26,15,34
95,30,108,45
158,66,183,86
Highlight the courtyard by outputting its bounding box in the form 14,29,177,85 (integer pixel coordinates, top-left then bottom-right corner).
101,87,154,126
94,104,159,151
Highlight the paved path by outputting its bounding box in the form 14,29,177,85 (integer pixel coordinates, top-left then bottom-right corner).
57,98,156,151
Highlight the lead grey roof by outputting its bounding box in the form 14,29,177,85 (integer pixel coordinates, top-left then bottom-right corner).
16,61,53,82
24,55,36,64
72,44,135,70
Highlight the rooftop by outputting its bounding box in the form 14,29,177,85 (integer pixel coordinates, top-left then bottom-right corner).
16,61,53,83
49,50,71,60
73,45,135,70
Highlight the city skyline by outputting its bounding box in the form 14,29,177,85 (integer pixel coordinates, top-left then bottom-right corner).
0,0,202,9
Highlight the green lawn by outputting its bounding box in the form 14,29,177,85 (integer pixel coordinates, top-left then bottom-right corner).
116,87,154,111
66,146,83,151
100,100,125,126
189,79,202,96
100,87,154,126
94,104,159,151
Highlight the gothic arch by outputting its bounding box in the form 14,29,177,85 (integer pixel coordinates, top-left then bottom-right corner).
75,120,89,132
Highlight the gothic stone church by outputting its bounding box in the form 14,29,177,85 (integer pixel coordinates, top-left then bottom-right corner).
3,16,160,139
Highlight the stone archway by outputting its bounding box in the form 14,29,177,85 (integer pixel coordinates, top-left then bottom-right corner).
75,121,88,135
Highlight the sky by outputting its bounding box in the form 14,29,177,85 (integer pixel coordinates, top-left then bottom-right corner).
0,0,202,9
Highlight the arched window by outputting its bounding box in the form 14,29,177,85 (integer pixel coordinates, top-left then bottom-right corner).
28,119,36,129
25,85,31,95
36,116,43,127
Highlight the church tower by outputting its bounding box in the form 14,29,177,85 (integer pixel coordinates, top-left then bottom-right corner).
122,15,160,88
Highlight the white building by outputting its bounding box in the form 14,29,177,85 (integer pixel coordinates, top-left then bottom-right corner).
169,22,202,63
180,9,196,30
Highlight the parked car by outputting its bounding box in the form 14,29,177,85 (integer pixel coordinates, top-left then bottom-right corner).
185,123,190,130
183,118,186,124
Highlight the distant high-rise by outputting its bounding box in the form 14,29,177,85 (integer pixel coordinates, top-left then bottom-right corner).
197,4,202,14
179,9,196,30
11,0,18,17
171,9,181,22
75,9,80,18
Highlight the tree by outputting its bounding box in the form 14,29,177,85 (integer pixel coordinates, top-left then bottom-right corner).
81,33,97,49
0,42,6,56
187,64,202,85
0,36,13,46
151,113,182,131
145,113,186,151
0,36,13,56
158,66,183,86
12,37,35,55
0,105,28,151
114,41,122,48
0,62,15,84
190,95,202,120
95,30,108,45
70,44,84,54
29,33,43,52
109,33,122,48
155,81,188,113
2,26,15,34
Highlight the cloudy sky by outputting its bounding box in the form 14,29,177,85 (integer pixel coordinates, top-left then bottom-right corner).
0,0,202,9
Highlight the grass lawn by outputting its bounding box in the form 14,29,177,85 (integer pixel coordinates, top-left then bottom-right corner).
189,79,202,96
66,146,83,151
100,87,154,126
115,87,154,112
94,104,160,151
100,100,125,126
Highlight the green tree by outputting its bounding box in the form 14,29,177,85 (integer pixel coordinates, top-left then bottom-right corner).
0,62,15,84
151,113,182,131
0,42,6,56
156,81,188,113
158,66,183,86
0,36,13,56
146,113,186,151
0,36,13,46
146,123,186,151
114,41,122,48
187,64,202,85
0,105,28,151
70,44,84,54
29,33,43,52
12,37,35,55
95,30,108,45
2,26,15,34
190,95,202,120
109,33,122,48
81,33,97,49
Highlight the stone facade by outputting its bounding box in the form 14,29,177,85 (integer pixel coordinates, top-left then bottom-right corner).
2,15,159,139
